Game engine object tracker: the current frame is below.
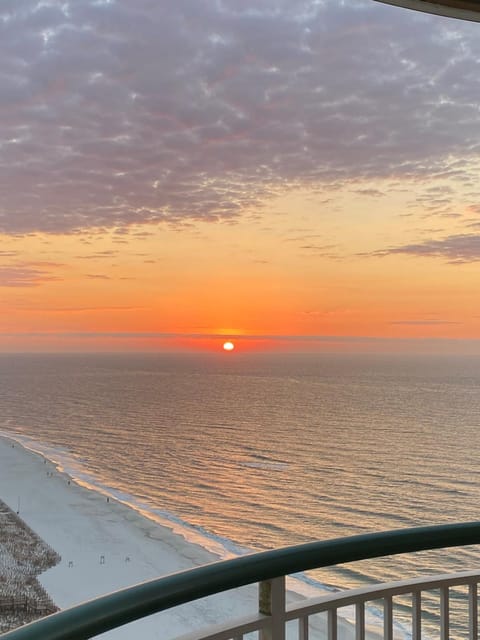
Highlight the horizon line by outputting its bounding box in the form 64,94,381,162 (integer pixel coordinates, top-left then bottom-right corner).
1,331,480,343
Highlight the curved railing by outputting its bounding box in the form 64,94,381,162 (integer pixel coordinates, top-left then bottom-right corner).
3,521,480,640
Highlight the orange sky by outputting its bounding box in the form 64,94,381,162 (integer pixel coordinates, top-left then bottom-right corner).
2,174,480,353
1,2,480,353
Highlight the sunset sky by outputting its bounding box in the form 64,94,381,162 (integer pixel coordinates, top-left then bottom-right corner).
1,0,480,353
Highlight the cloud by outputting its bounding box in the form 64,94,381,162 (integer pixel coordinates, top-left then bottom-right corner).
1,1,480,234
300,243,339,257
75,251,118,259
352,189,385,197
38,306,146,313
372,233,480,263
0,331,447,341
0,264,60,287
389,320,460,325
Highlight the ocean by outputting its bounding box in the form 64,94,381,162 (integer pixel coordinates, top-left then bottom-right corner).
1,352,480,635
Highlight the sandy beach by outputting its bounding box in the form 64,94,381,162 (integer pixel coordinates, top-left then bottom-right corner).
0,434,383,640
0,434,262,639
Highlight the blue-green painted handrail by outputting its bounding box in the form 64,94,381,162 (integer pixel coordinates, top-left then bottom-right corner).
3,521,480,640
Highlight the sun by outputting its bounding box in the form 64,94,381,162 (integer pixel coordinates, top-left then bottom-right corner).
223,341,235,352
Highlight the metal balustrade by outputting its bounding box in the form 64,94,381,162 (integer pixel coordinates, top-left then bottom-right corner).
175,571,480,640
3,522,480,640
284,570,480,640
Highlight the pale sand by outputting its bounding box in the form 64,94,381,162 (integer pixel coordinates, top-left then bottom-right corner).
0,435,383,640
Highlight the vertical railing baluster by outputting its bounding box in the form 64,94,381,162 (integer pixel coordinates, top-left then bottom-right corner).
469,583,478,640
412,591,422,640
440,586,449,640
328,609,337,640
259,576,286,640
251,575,480,640
355,601,365,640
384,595,393,640
298,615,309,640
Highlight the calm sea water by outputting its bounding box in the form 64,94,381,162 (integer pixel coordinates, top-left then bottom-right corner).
1,352,480,634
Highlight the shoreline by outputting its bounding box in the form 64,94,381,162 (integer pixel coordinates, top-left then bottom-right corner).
0,434,258,638
0,428,245,562
0,434,382,639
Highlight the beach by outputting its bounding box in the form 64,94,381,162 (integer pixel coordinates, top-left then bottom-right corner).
0,434,382,640
0,435,260,639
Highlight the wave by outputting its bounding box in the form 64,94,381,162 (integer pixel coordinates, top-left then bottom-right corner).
0,427,250,559
241,461,289,470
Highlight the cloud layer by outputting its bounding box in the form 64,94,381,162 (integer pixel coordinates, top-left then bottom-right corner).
0,263,59,286
1,0,480,234
374,233,480,263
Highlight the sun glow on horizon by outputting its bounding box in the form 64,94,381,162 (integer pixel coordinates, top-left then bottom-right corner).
223,341,235,352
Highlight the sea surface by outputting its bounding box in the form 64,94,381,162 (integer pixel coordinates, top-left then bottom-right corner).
1,352,480,636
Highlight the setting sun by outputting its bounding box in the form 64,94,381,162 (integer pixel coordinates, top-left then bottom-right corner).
223,342,235,352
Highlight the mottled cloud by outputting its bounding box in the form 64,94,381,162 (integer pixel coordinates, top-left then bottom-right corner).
34,305,145,312
300,243,339,258
389,320,461,325
75,251,118,259
352,189,385,198
372,233,480,263
0,263,60,287
1,1,480,234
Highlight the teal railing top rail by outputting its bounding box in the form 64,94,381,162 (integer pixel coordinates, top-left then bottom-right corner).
4,521,480,640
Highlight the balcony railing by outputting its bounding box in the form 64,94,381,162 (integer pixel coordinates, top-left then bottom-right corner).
3,521,480,640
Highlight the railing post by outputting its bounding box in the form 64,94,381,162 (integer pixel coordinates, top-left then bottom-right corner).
355,602,365,640
440,586,449,640
328,609,338,640
469,583,478,640
299,615,309,640
412,591,422,640
384,595,393,640
259,576,286,640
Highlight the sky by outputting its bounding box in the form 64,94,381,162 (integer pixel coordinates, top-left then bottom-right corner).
1,0,480,354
